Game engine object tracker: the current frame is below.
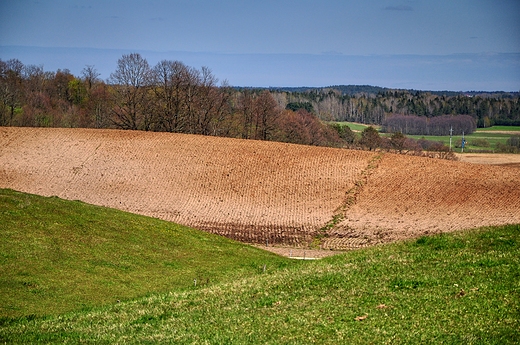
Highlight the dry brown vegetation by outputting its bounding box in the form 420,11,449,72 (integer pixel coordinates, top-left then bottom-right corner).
1,127,519,251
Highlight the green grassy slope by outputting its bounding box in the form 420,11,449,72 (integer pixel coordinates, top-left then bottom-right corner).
0,189,292,318
1,187,518,344
1,189,519,344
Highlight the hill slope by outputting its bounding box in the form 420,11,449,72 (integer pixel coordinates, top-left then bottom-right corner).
1,127,519,248
0,189,290,318
2,223,519,343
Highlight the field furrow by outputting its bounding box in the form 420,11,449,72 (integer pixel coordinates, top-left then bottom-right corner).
1,127,519,249
0,127,374,247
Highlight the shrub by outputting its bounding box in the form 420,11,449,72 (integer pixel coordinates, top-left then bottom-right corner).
470,138,490,147
506,135,520,148
359,126,381,151
329,123,356,145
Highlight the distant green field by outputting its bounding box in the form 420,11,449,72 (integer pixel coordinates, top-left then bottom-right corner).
404,131,514,152
334,123,520,134
331,122,519,152
476,126,520,132
331,121,377,132
1,190,519,344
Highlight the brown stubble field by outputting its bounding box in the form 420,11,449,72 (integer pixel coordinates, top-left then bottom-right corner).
1,127,519,252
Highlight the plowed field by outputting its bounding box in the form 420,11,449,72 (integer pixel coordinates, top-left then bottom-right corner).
1,127,519,251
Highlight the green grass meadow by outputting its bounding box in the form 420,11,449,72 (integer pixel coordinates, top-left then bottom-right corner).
404,133,508,152
1,189,519,344
475,126,520,133
0,189,291,318
332,121,375,132
406,130,516,152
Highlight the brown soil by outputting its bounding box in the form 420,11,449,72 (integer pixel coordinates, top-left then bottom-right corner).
328,153,520,249
456,153,520,168
1,127,519,257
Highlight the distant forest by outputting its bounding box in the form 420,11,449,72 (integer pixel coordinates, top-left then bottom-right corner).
1,54,519,149
269,86,520,128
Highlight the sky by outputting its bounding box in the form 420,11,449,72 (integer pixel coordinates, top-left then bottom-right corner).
1,0,519,91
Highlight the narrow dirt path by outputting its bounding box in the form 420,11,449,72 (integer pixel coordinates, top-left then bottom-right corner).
320,153,385,250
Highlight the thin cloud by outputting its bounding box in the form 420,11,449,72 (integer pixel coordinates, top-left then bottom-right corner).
384,5,413,11
70,5,92,10
321,51,343,56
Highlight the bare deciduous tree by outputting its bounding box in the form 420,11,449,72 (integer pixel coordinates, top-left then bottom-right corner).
153,60,182,132
109,53,153,130
238,89,254,139
0,59,24,125
253,90,278,140
81,65,100,91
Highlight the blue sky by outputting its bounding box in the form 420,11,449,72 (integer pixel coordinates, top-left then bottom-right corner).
1,0,519,91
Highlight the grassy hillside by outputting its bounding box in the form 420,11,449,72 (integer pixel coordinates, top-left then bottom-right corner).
0,189,292,318
1,189,518,343
386,124,520,152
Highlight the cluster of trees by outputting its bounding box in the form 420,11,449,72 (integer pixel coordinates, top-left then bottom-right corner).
1,54,517,156
109,55,231,134
355,126,455,159
0,55,343,147
270,88,520,127
0,58,112,128
381,114,477,136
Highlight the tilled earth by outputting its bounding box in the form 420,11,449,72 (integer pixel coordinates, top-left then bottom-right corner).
1,127,519,254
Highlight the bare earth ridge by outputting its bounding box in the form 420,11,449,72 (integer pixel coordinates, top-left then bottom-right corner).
1,127,519,254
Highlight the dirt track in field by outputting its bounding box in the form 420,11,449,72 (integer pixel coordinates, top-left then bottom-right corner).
1,127,519,253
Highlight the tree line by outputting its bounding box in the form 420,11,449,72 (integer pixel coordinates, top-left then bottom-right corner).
0,54,342,147
381,114,477,136
270,87,520,130
1,54,518,154
350,125,456,159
